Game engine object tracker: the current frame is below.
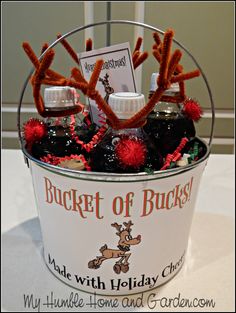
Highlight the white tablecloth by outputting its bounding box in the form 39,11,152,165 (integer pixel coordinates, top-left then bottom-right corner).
1,150,235,312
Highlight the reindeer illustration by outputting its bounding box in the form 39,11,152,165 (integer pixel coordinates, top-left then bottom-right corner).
88,221,141,274
99,73,114,103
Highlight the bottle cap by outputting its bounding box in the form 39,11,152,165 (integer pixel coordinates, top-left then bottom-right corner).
108,92,145,120
44,86,77,109
150,73,179,93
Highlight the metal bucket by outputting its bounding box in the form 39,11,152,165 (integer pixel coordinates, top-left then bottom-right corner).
18,20,214,296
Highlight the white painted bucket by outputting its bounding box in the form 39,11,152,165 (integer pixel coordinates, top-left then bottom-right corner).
18,21,214,295
25,144,209,295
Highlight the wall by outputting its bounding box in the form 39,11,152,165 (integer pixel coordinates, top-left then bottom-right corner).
2,1,234,153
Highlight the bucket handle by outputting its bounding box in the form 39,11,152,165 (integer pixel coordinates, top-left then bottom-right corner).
17,20,215,153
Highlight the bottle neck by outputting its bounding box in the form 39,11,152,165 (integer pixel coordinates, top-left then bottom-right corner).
46,114,83,128
106,119,145,137
153,102,182,114
110,127,144,137
149,90,182,117
149,89,179,97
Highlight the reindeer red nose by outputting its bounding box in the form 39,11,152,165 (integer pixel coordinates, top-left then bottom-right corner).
137,235,141,241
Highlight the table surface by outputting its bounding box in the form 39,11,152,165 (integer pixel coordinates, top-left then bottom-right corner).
1,150,235,312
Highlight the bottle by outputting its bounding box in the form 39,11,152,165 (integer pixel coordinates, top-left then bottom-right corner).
144,73,196,156
90,92,163,173
31,86,84,159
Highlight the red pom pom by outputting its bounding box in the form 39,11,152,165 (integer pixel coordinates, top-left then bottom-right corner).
182,98,203,122
115,137,147,169
23,118,47,146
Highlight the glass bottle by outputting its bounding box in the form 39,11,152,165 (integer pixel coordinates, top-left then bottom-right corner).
31,86,83,159
144,73,196,156
90,92,163,173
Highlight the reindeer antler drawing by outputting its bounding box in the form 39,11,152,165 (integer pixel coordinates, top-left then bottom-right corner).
123,220,133,232
111,222,123,235
99,73,114,103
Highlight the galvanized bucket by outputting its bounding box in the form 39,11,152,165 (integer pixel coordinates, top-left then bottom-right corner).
18,20,214,296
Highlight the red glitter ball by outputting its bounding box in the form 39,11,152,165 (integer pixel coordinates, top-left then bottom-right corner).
23,118,47,145
182,98,203,122
115,137,147,169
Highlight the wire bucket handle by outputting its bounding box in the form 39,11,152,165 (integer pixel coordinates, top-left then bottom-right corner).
17,20,215,151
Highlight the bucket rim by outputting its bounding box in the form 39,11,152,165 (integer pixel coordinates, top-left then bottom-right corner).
25,136,210,182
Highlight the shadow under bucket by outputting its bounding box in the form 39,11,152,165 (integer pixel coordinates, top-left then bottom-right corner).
17,21,214,295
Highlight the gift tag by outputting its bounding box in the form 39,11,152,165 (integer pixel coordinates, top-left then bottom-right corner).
79,43,137,126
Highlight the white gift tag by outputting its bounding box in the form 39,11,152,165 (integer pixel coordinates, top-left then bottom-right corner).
78,43,137,126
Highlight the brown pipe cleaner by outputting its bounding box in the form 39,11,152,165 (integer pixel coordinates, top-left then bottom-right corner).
151,30,198,103
22,42,82,117
57,33,80,65
132,37,149,69
86,38,93,51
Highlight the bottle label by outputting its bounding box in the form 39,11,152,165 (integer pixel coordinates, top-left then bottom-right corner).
78,42,137,126
30,158,207,295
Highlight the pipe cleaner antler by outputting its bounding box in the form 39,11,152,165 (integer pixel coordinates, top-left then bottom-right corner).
152,31,189,103
22,42,82,117
56,34,93,63
132,37,149,69
57,34,80,65
23,36,97,118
